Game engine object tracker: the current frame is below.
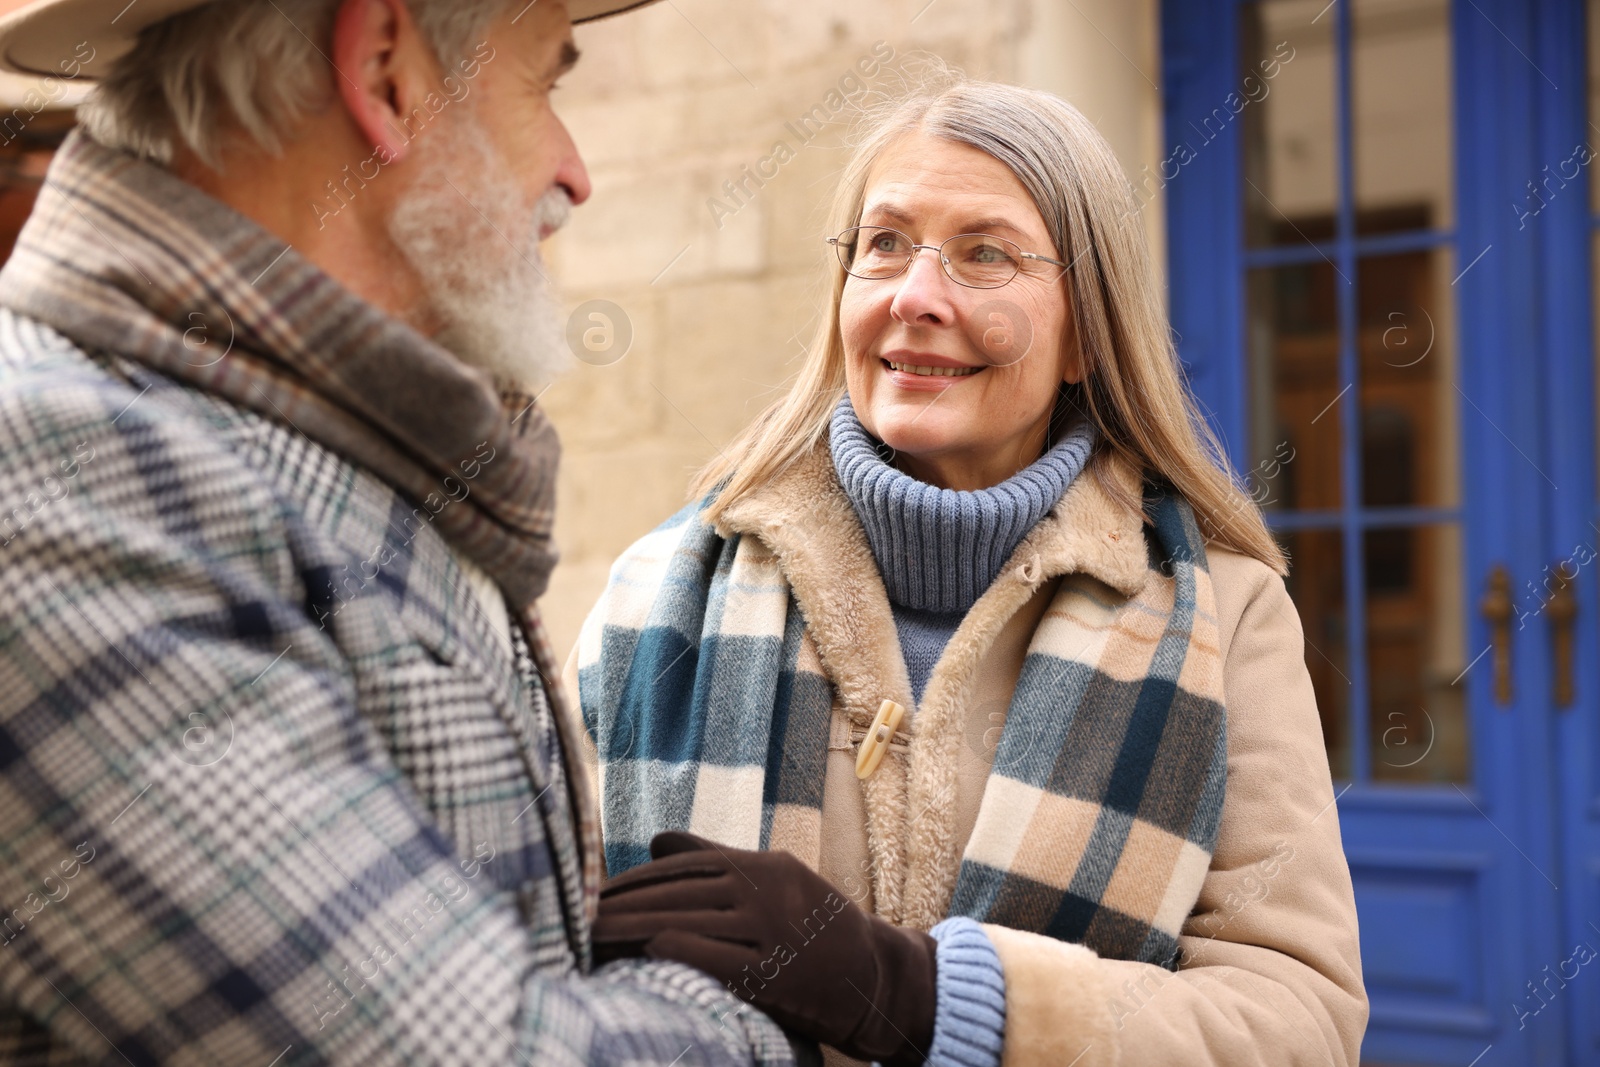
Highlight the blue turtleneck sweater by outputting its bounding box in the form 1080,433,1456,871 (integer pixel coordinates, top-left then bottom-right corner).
829,396,1097,702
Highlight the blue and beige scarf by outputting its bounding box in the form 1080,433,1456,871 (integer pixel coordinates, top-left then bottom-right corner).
576,451,1227,968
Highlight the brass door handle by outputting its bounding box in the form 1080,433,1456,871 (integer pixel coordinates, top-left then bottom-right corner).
1544,564,1577,708
1480,564,1513,706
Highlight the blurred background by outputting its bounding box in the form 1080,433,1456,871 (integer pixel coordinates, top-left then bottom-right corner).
1,0,1596,1063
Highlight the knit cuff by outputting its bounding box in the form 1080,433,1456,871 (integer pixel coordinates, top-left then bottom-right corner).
924,918,1007,1067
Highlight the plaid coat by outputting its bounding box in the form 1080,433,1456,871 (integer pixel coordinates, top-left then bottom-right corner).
0,132,798,1066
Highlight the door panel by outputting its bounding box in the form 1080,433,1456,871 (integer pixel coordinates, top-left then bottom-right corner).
1551,0,1600,1057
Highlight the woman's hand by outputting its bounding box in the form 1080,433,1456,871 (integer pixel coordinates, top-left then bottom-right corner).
594,831,937,1067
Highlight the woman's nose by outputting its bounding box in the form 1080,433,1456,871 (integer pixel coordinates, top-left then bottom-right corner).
890,247,958,325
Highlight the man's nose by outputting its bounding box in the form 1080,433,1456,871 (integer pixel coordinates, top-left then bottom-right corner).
552,116,592,207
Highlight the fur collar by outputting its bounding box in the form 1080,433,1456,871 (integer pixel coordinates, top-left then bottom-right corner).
716,440,1154,925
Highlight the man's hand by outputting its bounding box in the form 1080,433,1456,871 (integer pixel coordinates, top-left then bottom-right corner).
594,832,937,1067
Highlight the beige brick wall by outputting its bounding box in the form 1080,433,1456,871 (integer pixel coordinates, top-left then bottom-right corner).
540,0,1163,659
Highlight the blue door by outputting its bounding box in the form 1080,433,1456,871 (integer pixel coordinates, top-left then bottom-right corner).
1163,0,1600,1063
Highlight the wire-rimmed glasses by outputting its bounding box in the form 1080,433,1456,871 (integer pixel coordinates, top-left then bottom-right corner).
826,225,1067,289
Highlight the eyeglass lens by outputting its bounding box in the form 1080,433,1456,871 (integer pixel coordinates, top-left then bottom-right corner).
836,227,1023,288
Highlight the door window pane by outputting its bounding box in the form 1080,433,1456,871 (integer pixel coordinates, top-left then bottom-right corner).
1368,523,1470,782
1353,0,1454,234
1358,249,1460,508
1241,0,1338,248
1280,529,1351,779
1248,265,1344,512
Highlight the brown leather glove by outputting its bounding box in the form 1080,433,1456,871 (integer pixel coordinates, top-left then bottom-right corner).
593,831,937,1067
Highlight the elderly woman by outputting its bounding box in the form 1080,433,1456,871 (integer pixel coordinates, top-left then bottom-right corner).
565,76,1366,1067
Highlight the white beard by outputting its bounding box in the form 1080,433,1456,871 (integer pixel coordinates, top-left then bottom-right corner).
387,110,573,392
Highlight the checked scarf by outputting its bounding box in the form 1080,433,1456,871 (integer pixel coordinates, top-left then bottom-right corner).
577,470,1228,969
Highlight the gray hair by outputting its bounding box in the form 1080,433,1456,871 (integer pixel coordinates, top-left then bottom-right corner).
78,0,509,166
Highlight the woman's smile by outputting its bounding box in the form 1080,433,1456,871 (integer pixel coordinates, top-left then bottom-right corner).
880,350,984,389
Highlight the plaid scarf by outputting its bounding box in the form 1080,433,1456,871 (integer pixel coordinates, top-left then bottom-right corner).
0,130,560,610
577,452,1228,968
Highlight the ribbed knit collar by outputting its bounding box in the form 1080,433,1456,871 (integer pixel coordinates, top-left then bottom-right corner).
829,395,1098,613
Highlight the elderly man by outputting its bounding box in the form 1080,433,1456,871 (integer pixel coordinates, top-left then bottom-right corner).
0,1,805,1064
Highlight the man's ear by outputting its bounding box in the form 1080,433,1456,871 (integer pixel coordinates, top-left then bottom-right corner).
330,0,439,165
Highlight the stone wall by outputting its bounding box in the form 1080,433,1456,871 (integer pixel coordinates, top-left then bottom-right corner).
540,0,1162,658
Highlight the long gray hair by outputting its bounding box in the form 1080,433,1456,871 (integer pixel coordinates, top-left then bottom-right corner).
694,72,1286,574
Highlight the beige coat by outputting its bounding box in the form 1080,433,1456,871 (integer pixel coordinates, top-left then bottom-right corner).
565,445,1367,1067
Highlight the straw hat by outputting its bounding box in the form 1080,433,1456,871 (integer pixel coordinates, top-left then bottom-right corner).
0,0,660,81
